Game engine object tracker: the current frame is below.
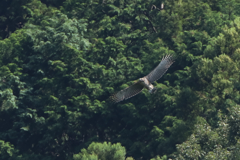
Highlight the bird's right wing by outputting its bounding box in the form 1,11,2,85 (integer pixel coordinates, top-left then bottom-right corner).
110,81,144,103
145,54,174,83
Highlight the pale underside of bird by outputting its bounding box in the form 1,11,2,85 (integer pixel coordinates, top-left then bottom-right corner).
110,54,174,103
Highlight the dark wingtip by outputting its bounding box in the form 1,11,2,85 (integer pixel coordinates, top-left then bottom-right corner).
106,95,119,105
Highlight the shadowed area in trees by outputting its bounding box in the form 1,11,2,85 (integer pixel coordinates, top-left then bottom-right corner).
1,0,240,160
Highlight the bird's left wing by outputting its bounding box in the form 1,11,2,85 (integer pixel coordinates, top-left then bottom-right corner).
110,81,144,103
145,54,174,83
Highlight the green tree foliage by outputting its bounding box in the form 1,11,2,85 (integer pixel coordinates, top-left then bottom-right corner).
172,110,240,160
73,142,133,160
0,0,33,39
0,140,18,159
1,0,240,160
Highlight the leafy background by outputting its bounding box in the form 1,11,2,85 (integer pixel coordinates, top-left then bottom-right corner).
1,0,240,159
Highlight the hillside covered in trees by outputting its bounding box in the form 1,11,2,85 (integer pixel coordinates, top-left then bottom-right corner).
1,0,240,159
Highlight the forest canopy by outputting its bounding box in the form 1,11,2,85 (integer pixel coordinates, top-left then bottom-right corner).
1,0,240,159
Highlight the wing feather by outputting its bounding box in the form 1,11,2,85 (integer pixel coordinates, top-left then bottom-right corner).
145,54,174,83
110,81,144,103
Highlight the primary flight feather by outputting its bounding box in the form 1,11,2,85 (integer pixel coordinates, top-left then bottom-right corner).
110,54,174,103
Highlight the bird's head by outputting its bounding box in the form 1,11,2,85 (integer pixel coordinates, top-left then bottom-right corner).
139,78,144,82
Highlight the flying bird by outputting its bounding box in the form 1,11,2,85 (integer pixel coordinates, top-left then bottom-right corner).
110,54,174,103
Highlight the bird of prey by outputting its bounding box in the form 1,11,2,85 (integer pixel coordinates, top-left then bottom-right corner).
110,55,174,103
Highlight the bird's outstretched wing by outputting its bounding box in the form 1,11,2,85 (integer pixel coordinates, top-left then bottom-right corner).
145,54,174,83
110,81,144,103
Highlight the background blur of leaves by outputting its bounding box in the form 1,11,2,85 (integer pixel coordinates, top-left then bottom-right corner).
1,0,240,160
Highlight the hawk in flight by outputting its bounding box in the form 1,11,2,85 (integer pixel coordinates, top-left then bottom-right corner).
110,55,174,103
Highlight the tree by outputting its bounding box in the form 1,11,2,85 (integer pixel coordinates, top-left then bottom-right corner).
2,0,240,159
73,142,133,160
0,0,32,39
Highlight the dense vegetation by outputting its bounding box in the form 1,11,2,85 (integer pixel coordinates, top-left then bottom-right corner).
1,0,240,159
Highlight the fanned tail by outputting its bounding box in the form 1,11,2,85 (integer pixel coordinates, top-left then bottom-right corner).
149,87,157,94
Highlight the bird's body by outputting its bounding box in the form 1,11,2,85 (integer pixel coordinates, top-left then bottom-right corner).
139,77,156,93
110,55,174,103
